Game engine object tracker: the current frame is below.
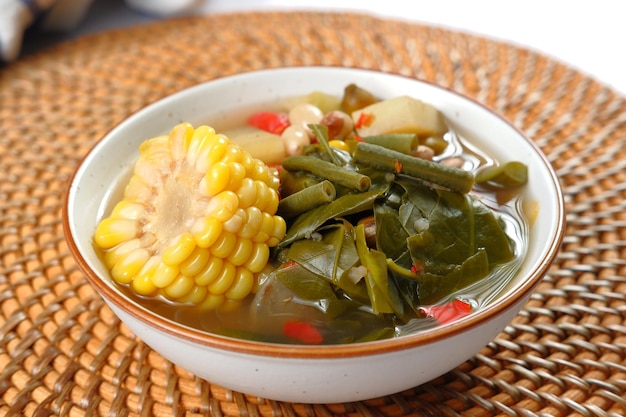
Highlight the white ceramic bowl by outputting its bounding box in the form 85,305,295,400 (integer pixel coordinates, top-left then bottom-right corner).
63,67,565,403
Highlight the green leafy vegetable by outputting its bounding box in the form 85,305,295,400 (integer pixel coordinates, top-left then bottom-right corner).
404,186,514,272
268,90,524,342
275,261,355,318
415,249,490,304
309,124,342,166
373,199,410,262
392,178,514,304
286,224,369,304
355,224,404,316
279,188,386,247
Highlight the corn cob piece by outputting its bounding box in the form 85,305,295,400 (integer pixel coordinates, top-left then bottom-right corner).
93,123,286,309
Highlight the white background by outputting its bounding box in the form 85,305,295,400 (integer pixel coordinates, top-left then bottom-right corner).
195,0,626,96
24,0,626,97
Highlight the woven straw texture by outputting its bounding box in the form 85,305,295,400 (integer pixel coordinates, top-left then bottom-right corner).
1,11,625,417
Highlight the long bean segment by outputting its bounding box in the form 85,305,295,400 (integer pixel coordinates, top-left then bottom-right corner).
278,180,336,219
353,142,475,194
476,161,528,189
280,170,319,195
362,133,419,155
282,155,371,192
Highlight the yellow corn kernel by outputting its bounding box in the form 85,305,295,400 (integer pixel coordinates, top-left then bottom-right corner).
198,293,224,310
250,159,270,183
139,134,169,155
223,142,243,163
226,162,246,191
162,232,196,266
208,262,236,295
267,216,287,247
110,201,145,220
194,256,223,286
179,247,210,277
164,274,195,299
131,274,158,296
246,243,269,273
187,125,215,165
329,139,349,151
242,151,257,170
197,135,229,173
103,238,141,269
228,238,253,266
225,268,254,301
151,262,179,288
267,168,280,191
94,218,139,249
201,161,230,197
169,122,193,160
206,191,239,222
111,248,150,284
223,208,245,234
193,132,220,169
132,256,160,295
253,181,270,212
239,206,262,239
177,285,208,305
123,174,152,201
138,136,172,167
191,216,222,249
132,160,163,188
211,231,237,258
264,188,280,215
252,212,274,243
235,178,257,209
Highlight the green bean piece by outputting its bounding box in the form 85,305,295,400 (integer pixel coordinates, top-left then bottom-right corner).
362,133,419,155
279,170,319,196
278,180,337,219
353,142,475,194
475,161,528,189
282,155,372,192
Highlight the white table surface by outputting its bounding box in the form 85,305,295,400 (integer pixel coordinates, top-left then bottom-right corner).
22,0,626,97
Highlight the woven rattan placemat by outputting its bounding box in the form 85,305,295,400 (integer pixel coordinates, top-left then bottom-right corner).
1,11,625,417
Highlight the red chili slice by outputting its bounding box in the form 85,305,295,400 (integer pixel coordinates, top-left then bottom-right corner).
283,321,324,344
420,299,472,325
355,112,374,129
247,112,290,134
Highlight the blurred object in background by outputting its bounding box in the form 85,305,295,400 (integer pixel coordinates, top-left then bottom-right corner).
0,0,206,64
126,0,204,16
1,0,94,62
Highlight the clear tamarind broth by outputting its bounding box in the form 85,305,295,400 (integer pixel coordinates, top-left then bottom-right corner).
116,85,531,345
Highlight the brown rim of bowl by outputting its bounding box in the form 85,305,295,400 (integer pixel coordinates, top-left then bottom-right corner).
61,67,566,360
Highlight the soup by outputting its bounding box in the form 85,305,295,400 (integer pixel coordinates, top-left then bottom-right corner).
95,84,530,345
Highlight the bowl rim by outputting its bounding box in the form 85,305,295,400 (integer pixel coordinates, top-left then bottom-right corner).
62,66,566,359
